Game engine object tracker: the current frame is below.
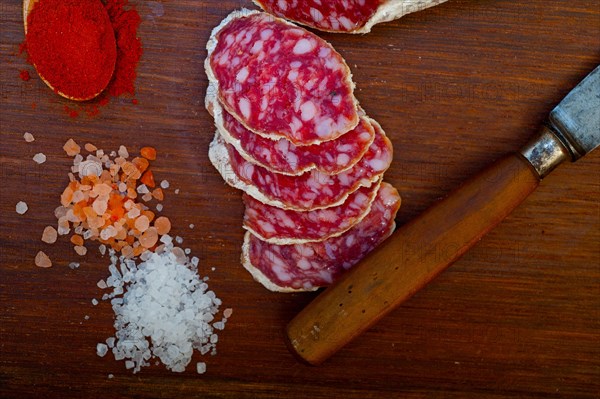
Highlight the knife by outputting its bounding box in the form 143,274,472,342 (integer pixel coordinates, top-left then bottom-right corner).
285,66,600,365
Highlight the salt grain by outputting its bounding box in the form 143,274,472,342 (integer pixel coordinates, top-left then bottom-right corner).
108,374,114,379
189,224,194,229
136,184,149,194
16,201,28,215
118,145,129,159
160,180,170,189
33,153,46,164
97,343,108,357
41,226,58,244
174,189,179,195
92,298,99,306
69,262,80,270
196,362,206,374
85,143,97,152
63,139,81,156
24,132,35,142
35,251,52,268
156,204,163,212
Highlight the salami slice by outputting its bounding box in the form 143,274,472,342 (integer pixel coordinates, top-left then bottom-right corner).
241,182,401,292
254,0,447,34
206,84,375,176
205,9,359,145
243,180,381,244
208,118,393,211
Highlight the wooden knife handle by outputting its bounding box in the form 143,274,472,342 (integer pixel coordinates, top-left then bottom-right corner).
285,154,540,365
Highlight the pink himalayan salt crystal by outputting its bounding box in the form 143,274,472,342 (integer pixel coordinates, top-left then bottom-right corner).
24,132,35,142
41,226,58,244
154,216,171,235
84,143,97,152
74,245,88,256
134,215,150,232
35,251,52,268
63,139,81,156
139,227,158,248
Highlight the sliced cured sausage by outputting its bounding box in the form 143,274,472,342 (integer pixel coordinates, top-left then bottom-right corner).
254,0,447,34
208,118,393,211
243,180,381,244
206,85,375,176
241,182,401,292
206,9,359,145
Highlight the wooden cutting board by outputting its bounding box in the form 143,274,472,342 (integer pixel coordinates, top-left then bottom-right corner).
1,1,598,397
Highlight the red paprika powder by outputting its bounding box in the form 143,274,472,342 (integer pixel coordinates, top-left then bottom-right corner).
22,0,142,116
25,0,117,101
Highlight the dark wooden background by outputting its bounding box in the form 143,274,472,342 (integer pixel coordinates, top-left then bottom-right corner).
1,1,599,398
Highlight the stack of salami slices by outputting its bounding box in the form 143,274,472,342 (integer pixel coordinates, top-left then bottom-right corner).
206,9,401,292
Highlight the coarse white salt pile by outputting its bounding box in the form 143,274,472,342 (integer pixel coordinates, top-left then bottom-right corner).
97,236,231,374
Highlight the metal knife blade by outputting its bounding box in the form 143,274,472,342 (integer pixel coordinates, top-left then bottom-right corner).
548,65,600,160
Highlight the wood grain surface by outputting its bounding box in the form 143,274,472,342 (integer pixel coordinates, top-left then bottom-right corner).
1,1,599,398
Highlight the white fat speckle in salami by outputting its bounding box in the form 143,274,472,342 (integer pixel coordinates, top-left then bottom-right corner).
293,38,315,54
236,67,249,83
300,101,317,121
238,97,251,119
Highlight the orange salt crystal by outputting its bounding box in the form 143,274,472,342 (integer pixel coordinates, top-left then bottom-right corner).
132,157,149,173
92,197,108,215
115,226,127,240
140,170,155,188
100,170,112,183
140,146,156,161
121,162,141,180
126,187,137,199
141,193,153,202
92,183,111,197
84,143,97,152
142,210,155,223
72,203,87,221
152,188,164,201
134,215,150,232
70,234,84,246
133,245,145,256
154,216,171,235
139,227,158,248
88,216,105,230
41,226,58,244
122,245,134,258
63,139,81,156
35,251,52,268
61,186,74,207
83,206,97,219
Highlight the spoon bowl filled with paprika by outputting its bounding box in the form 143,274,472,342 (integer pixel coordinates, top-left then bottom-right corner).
23,0,117,101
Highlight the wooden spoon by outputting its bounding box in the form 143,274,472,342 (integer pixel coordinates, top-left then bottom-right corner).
23,0,116,101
